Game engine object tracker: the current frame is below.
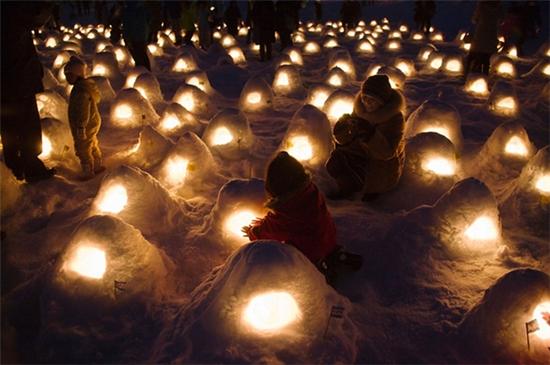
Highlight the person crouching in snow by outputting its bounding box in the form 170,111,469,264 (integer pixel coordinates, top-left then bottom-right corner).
64,56,105,180
326,74,406,201
242,151,362,285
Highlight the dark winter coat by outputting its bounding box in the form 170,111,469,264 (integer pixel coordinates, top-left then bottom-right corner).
247,182,337,264
251,0,275,44
471,1,504,54
328,89,406,195
1,2,52,101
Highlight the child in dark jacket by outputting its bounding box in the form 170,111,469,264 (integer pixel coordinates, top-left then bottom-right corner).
242,152,361,283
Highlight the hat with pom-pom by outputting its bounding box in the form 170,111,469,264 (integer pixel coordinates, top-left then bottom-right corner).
265,151,309,197
361,74,392,104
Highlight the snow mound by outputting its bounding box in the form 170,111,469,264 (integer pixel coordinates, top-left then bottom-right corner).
328,49,357,80
183,70,215,95
323,89,356,125
277,104,334,169
325,67,350,88
89,76,116,102
487,81,519,118
134,72,164,106
113,45,133,69
457,269,550,363
171,52,199,74
469,121,536,184
417,44,438,63
40,117,78,169
49,214,168,304
36,90,69,124
202,109,255,161
239,76,274,112
172,84,216,119
489,54,517,79
92,51,124,89
42,66,60,90
0,162,22,214
126,125,174,170
109,88,160,129
151,240,358,364
272,64,306,98
90,165,187,238
123,66,148,88
156,102,204,138
153,132,219,198
306,84,335,110
501,146,550,237
405,99,464,152
377,65,406,89
431,178,502,257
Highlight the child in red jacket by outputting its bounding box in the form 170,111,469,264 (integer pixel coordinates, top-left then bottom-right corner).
242,152,362,283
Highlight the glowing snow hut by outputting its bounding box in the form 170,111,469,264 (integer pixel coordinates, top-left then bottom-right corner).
272,64,306,97
133,72,164,106
465,74,489,97
417,44,438,63
239,76,274,112
92,51,124,88
38,118,76,168
487,81,519,117
306,84,335,110
405,99,464,151
157,102,204,137
171,53,199,73
325,67,349,87
394,58,415,77
172,84,216,119
36,90,69,124
202,109,254,160
490,55,517,79
127,125,174,170
377,66,406,89
322,90,355,125
303,41,321,55
183,70,215,94
110,88,160,128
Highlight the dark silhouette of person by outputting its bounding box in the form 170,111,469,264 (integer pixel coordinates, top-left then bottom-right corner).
251,0,275,61
224,0,241,38
165,0,183,45
145,0,163,44
340,0,361,29
414,1,436,36
95,0,107,24
276,1,300,51
122,1,151,71
108,1,124,44
1,1,56,182
314,0,322,23
181,1,197,46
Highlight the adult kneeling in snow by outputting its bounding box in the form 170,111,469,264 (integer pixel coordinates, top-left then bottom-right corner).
326,74,406,201
242,152,362,285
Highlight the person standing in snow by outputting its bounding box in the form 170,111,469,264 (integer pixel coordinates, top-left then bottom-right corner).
1,1,56,182
181,1,197,47
326,74,406,202
64,57,105,180
197,1,212,50
250,0,275,61
242,152,362,285
464,0,503,76
414,1,436,36
122,1,151,71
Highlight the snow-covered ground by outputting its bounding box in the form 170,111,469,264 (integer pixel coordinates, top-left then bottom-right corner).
2,2,549,363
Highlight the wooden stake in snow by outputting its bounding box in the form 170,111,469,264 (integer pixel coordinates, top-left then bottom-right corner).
323,305,344,339
525,318,539,351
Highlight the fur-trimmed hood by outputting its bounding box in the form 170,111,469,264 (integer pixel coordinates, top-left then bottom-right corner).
353,89,406,125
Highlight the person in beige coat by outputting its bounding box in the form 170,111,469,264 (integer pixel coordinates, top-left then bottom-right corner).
326,74,406,201
64,56,104,179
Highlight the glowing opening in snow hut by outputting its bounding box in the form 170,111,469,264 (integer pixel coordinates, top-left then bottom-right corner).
357,41,374,53
176,92,195,112
211,126,234,146
114,104,133,120
287,50,303,65
67,244,107,280
497,62,515,77
412,32,424,41
506,47,518,58
228,47,246,64
464,216,499,241
445,59,463,73
390,31,402,39
495,96,517,115
224,210,258,240
147,44,162,56
39,135,53,159
221,35,236,47
242,291,301,333
275,72,290,87
323,39,338,48
164,156,189,187
309,89,330,109
213,30,222,40
429,56,443,70
504,136,528,157
246,92,262,105
97,184,128,214
92,64,108,77
172,58,190,73
160,114,181,131
535,175,550,195
332,60,352,75
286,136,313,162
386,40,401,51
395,61,413,77
543,64,550,76
532,302,550,340
327,99,354,124
431,32,443,41
45,37,58,48
187,76,206,92
96,42,108,53
420,126,451,141
293,32,305,43
304,42,320,55
346,30,356,38
423,157,455,176
466,78,489,96
328,73,343,87
238,27,248,37
399,25,408,32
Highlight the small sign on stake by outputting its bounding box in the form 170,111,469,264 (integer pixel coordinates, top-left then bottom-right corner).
525,318,539,351
323,305,344,339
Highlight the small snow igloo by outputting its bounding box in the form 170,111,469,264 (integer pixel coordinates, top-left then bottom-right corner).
133,72,164,106
442,54,464,76
306,84,335,110
227,46,246,65
487,81,519,117
157,102,204,138
394,57,415,77
355,39,375,55
465,73,490,98
239,76,274,112
425,51,445,73
92,51,124,89
322,90,356,125
36,90,69,124
109,88,160,129
377,66,406,89
283,46,304,66
171,53,199,73
405,99,464,152
417,44,438,63
39,117,77,169
51,214,167,306
502,146,550,236
490,54,517,79
303,41,321,55
89,76,116,102
403,132,459,186
124,66,148,88
202,109,254,161
272,64,305,97
126,125,174,170
90,165,186,237
153,132,218,197
183,70,215,95
325,67,349,88
431,178,502,257
458,269,550,363
206,179,268,248
328,50,357,80
172,84,216,119
277,105,334,169
151,241,357,364
471,121,536,182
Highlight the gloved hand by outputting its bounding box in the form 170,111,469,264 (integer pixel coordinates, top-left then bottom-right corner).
77,128,86,140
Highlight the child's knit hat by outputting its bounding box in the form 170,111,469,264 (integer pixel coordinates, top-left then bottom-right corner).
361,74,392,104
265,151,309,197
